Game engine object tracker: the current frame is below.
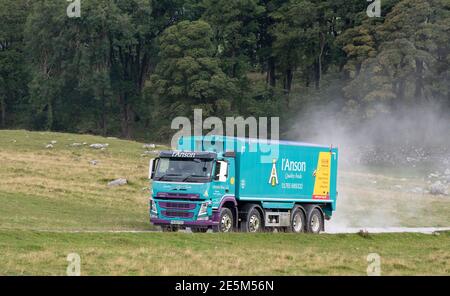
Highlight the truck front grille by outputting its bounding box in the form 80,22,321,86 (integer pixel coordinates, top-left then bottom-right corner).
159,202,196,210
156,192,200,199
162,211,194,219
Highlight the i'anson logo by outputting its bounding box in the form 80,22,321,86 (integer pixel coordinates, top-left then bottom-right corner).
268,159,279,187
172,151,196,158
281,158,307,172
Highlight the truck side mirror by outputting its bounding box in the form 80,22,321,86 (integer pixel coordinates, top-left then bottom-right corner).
149,158,158,179
214,161,228,182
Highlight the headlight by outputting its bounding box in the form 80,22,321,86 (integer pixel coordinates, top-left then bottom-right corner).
198,202,211,217
150,200,158,214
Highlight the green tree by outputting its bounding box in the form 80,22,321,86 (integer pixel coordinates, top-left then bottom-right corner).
108,0,183,138
340,0,450,117
270,0,367,92
24,0,183,136
270,0,317,92
0,0,30,127
25,0,70,130
201,0,264,79
150,20,237,121
336,21,378,79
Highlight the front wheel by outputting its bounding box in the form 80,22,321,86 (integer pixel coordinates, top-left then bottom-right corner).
218,207,234,233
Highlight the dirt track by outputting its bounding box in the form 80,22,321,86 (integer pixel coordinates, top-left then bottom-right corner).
324,226,450,234
18,226,450,234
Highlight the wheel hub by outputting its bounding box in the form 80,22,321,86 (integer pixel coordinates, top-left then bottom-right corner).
221,214,232,232
293,213,303,232
249,214,260,232
311,214,320,233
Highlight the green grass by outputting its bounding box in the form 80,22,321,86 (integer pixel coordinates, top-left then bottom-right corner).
0,230,449,275
0,129,165,231
0,130,449,275
0,191,149,230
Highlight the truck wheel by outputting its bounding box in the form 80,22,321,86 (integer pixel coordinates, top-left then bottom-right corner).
161,226,177,232
191,227,208,233
241,206,263,233
218,207,234,233
306,208,323,234
290,207,306,233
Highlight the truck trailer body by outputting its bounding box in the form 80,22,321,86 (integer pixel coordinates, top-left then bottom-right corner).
149,136,338,233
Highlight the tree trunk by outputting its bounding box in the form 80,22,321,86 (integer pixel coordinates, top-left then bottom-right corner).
415,59,424,99
101,91,107,136
119,94,133,139
283,68,293,93
316,33,326,90
0,96,5,127
267,57,276,87
318,56,322,87
305,69,310,87
46,97,54,131
355,63,362,78
231,48,237,78
396,79,406,108
314,60,320,90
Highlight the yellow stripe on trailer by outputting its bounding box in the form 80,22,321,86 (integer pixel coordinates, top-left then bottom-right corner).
313,152,331,200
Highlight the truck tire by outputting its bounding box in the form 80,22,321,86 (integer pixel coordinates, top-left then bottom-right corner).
240,205,263,233
218,207,234,233
161,226,177,232
191,227,208,233
306,208,323,234
289,207,306,233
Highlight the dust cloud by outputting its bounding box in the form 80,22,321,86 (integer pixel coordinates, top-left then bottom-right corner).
287,102,450,230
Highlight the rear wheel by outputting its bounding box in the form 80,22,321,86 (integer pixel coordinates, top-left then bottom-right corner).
289,207,306,233
218,207,234,233
240,206,263,233
306,208,323,234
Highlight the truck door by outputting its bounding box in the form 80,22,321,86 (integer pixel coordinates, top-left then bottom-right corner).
224,157,235,197
211,158,235,208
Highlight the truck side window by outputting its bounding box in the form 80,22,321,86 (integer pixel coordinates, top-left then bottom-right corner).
214,162,221,180
214,161,228,182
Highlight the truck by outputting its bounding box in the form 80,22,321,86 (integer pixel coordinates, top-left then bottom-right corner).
148,136,338,233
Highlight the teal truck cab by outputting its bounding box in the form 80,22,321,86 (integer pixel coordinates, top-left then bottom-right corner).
149,136,338,233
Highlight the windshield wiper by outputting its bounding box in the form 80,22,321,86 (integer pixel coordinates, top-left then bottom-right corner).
157,173,181,181
181,174,207,182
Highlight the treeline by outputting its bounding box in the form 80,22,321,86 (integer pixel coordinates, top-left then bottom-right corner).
0,0,449,140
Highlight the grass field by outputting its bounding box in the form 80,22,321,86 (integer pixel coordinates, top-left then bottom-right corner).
331,169,450,229
1,231,449,275
0,130,449,275
0,130,162,231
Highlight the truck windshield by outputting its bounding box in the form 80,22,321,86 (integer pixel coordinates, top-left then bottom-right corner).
154,158,214,183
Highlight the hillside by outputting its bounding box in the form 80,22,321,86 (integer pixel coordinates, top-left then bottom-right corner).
0,130,449,275
1,130,449,231
0,130,164,231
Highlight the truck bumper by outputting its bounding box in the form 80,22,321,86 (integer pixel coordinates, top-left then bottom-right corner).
150,218,219,227
151,211,220,227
